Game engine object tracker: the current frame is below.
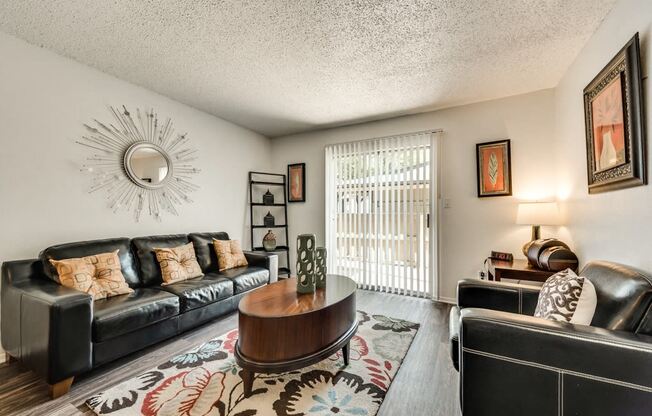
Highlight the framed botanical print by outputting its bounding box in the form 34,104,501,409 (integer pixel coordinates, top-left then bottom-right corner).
583,33,646,194
476,139,512,197
288,163,305,202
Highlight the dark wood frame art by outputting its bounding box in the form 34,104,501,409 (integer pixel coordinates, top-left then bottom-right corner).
583,33,646,194
476,139,512,197
287,162,306,202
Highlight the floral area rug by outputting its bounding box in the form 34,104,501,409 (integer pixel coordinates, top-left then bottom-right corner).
87,311,419,416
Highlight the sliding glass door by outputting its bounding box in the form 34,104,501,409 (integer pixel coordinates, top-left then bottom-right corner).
325,131,439,298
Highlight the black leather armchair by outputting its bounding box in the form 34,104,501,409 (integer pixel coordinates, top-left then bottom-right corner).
450,261,652,416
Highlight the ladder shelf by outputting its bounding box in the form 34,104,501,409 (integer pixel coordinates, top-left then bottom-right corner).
248,172,291,278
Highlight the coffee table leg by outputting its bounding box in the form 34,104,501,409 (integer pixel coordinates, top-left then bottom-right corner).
239,369,255,398
342,342,350,367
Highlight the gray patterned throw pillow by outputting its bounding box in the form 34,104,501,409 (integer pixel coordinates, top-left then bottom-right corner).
534,269,597,325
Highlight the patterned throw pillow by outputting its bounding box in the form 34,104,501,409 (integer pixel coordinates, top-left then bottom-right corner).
153,242,204,285
534,269,597,325
49,250,134,300
213,239,248,271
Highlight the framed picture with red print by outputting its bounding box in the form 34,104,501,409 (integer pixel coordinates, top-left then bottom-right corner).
476,139,512,198
288,163,306,202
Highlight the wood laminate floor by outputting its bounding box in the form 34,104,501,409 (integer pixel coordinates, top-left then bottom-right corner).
0,290,459,416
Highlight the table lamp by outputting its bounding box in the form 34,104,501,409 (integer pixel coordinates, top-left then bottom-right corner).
516,201,561,256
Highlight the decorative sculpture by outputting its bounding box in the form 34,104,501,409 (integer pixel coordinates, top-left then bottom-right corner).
77,105,199,222
264,211,275,227
296,234,316,294
263,189,274,205
315,247,327,289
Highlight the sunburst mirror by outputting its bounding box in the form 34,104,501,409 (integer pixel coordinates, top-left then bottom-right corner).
77,105,200,222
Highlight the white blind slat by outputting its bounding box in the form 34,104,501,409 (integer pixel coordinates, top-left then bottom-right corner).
421,142,428,297
393,136,400,295
406,138,414,295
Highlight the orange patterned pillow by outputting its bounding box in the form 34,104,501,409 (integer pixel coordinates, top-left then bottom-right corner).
49,250,134,300
213,239,248,271
154,242,204,285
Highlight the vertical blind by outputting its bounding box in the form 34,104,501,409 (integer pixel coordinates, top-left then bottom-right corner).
325,131,439,298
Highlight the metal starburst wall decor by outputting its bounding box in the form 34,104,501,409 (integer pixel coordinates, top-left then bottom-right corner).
77,105,200,222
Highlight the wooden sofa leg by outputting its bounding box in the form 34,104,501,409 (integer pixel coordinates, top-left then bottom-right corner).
4,352,17,363
49,377,74,399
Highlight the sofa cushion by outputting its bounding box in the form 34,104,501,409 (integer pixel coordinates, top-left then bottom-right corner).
449,305,460,371
534,269,597,325
213,239,248,271
153,242,204,285
131,234,189,286
188,232,230,273
92,288,179,342
218,266,269,294
40,238,140,288
49,250,134,300
157,275,233,312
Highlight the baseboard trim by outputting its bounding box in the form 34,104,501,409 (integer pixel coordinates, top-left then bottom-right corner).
437,296,457,305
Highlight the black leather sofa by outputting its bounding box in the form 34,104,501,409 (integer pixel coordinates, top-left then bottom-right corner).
1,232,278,398
449,261,652,415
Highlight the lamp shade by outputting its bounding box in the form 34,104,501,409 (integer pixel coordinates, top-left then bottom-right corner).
516,202,561,226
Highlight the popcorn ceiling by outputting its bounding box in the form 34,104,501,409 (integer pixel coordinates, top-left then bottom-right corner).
0,0,616,137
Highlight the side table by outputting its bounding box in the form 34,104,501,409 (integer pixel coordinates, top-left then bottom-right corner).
487,258,557,283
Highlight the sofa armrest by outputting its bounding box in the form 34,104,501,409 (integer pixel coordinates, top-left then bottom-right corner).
243,251,278,283
458,308,652,414
2,260,93,384
457,278,541,315
2,259,44,355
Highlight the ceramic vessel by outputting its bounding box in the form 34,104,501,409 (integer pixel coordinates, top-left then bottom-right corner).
296,234,316,293
263,230,277,252
315,247,327,289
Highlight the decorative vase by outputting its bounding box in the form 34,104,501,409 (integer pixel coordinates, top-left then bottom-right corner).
263,230,277,252
264,211,275,227
296,234,316,294
315,247,327,289
263,189,274,205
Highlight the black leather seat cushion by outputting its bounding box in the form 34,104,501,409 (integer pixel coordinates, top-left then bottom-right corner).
449,306,461,371
158,275,233,312
92,288,179,342
40,238,140,287
131,234,190,286
188,232,230,273
217,267,269,294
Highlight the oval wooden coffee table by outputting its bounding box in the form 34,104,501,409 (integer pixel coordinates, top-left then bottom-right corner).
234,274,357,397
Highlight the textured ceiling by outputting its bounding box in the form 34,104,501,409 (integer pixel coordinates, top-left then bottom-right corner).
0,0,616,137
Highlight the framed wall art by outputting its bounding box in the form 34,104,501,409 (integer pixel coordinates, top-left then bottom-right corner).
583,33,646,194
288,163,306,202
476,139,512,197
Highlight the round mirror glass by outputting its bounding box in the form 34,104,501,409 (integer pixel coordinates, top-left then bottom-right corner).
124,144,171,189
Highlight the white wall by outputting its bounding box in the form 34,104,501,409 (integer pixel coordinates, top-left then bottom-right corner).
0,32,272,263
554,0,652,271
271,90,557,301
3,0,648,308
